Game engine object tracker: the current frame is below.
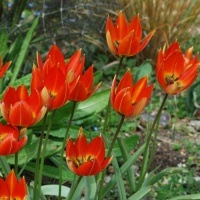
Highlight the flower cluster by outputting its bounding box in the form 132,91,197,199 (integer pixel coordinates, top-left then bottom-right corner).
0,9,199,200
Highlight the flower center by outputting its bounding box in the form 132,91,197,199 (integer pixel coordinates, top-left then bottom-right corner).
165,74,178,85
74,155,94,167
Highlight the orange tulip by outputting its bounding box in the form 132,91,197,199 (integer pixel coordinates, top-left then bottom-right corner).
31,44,85,110
111,71,154,117
156,41,200,95
0,170,27,200
69,66,101,101
106,11,155,57
0,123,27,155
0,56,11,78
66,127,112,176
0,85,47,127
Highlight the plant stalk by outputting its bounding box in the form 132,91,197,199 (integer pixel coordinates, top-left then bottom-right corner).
137,93,168,190
33,111,48,200
37,110,56,197
58,101,77,199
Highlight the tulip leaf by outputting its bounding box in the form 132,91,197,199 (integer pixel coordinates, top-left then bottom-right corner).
135,60,152,82
143,167,188,187
84,176,97,200
102,144,145,198
128,186,151,200
9,17,39,85
168,194,200,200
112,155,127,200
113,135,139,157
25,162,74,181
0,31,9,59
41,184,70,197
33,89,110,130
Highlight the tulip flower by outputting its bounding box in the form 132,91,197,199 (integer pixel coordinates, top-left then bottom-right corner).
69,66,101,101
0,122,27,155
66,127,112,176
31,44,85,110
111,71,154,117
106,11,155,57
0,170,27,200
0,85,47,127
0,56,11,78
156,41,200,95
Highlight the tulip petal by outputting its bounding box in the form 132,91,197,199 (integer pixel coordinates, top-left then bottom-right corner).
50,82,70,110
131,98,147,117
0,178,9,198
116,11,128,42
0,59,11,78
9,101,33,127
111,75,117,107
116,70,133,94
118,31,140,56
126,15,142,41
138,29,156,53
44,67,66,96
106,31,118,55
114,88,133,117
16,85,29,101
87,136,105,163
131,76,148,103
101,156,113,171
77,159,102,176
75,127,88,157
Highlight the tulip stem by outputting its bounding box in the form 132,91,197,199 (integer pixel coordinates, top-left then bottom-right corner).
38,110,56,197
98,115,125,200
67,176,82,200
107,115,125,157
33,111,48,200
137,93,168,190
58,101,77,199
14,152,18,175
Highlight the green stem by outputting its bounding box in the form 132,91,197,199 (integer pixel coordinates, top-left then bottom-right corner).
137,93,168,190
98,115,125,200
33,111,48,200
14,152,18,175
67,176,82,200
58,101,77,199
107,115,125,157
38,110,56,197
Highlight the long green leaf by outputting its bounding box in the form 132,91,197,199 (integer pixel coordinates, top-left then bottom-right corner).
168,194,200,200
9,17,39,85
128,186,151,200
112,155,127,200
84,176,97,200
41,185,70,197
102,144,145,198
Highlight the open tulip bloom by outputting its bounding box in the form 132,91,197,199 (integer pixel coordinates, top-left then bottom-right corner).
111,71,154,117
0,170,27,200
66,127,112,176
0,122,27,156
69,66,101,102
106,11,155,57
0,85,47,127
156,41,200,95
31,44,86,110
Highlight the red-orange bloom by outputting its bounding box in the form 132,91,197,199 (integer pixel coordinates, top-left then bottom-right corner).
0,123,27,155
31,44,85,110
69,66,101,101
0,56,11,78
66,127,112,176
111,71,154,117
106,11,155,57
0,85,47,127
156,41,200,95
0,170,27,200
